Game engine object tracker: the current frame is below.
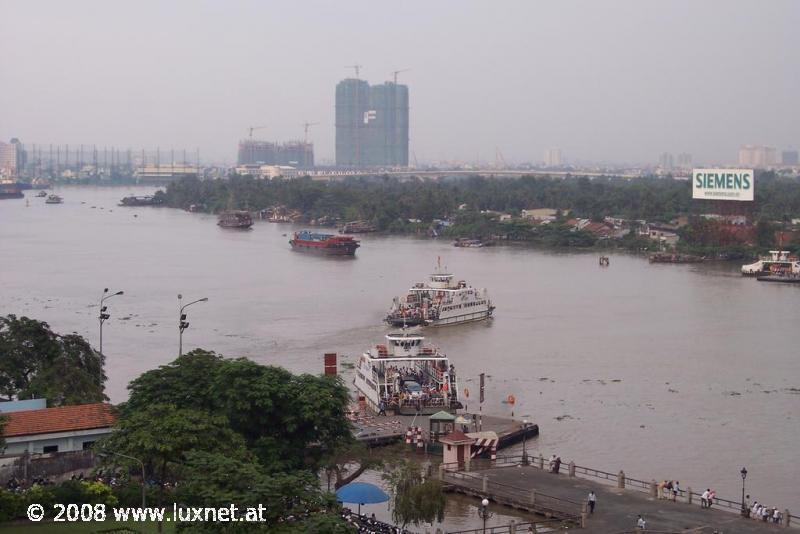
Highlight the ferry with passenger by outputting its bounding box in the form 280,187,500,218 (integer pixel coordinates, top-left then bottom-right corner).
741,251,800,276
385,265,494,327
353,332,461,415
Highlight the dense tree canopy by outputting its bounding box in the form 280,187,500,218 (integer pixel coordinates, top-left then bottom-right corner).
98,350,356,531
163,172,800,229
0,315,107,406
116,350,352,472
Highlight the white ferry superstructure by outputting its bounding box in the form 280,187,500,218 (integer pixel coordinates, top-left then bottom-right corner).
353,332,461,415
741,251,800,276
385,268,494,327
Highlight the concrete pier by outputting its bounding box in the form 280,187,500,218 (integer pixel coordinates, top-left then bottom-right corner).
442,463,789,532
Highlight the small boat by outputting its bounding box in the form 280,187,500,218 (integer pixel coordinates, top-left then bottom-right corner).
453,238,486,248
217,210,253,229
0,186,24,200
289,230,360,255
36,190,48,198
340,220,377,233
649,253,704,264
45,194,64,204
119,195,163,207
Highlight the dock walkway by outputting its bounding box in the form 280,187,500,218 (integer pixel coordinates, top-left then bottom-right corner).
442,459,789,533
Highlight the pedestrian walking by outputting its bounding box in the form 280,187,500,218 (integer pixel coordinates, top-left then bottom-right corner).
587,491,596,514
378,400,386,416
636,515,647,530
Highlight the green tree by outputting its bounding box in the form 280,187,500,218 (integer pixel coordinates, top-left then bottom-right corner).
120,351,352,472
756,219,777,248
0,315,107,405
383,460,445,528
99,404,247,488
0,414,6,452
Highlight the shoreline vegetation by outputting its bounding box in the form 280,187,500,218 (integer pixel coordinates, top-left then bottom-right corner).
157,172,800,258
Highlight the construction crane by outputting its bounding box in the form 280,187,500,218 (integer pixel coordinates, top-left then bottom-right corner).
495,147,508,169
345,64,363,79
391,69,410,84
301,122,319,145
248,126,267,139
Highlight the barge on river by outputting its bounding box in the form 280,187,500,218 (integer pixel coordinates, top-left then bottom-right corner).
289,230,360,255
217,210,254,229
354,332,461,416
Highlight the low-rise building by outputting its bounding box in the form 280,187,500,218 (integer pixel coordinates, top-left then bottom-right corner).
234,165,300,179
521,208,558,221
1,403,116,457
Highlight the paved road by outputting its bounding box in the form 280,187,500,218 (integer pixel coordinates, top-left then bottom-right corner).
448,466,786,533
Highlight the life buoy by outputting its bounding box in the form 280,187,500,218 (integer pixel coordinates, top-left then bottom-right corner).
507,394,516,405
464,388,470,398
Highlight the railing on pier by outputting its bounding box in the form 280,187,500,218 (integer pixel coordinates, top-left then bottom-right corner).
445,518,567,534
444,453,798,528
441,468,583,523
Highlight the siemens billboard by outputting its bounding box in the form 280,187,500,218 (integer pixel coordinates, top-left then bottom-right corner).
692,168,754,201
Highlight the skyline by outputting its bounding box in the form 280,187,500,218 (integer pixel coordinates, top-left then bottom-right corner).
1,0,799,166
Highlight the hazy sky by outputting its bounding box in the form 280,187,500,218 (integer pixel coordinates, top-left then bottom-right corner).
1,0,798,165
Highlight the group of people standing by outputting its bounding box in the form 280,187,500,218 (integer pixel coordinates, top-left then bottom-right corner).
700,488,717,508
547,454,562,474
749,499,783,523
657,480,681,501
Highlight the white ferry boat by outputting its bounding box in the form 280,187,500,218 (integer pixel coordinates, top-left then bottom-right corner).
741,251,800,276
385,266,494,327
353,332,461,415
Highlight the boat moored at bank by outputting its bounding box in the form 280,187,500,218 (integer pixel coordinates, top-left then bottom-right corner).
385,265,494,327
119,195,163,207
217,210,254,229
289,230,360,255
354,332,461,415
741,251,800,276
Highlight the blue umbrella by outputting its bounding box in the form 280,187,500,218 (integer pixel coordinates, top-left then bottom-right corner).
336,482,389,515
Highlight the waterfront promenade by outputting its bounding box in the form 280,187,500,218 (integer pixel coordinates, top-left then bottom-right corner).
441,457,792,532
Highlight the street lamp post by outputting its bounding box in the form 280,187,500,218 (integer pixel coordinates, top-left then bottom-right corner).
478,498,492,534
99,288,124,360
178,294,208,356
105,451,146,508
522,419,529,465
740,467,748,517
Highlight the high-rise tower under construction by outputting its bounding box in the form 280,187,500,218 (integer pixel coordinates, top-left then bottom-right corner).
335,79,408,167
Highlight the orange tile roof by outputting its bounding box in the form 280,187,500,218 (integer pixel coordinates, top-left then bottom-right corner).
1,403,116,438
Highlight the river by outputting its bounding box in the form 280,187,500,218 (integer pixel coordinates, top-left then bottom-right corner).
1,185,798,523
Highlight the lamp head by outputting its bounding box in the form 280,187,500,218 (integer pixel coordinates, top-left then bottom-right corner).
200,297,209,302
481,498,489,507
115,290,124,296
103,288,109,293
741,467,747,480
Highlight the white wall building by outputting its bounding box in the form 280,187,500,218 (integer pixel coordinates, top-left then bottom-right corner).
739,145,777,167
1,403,116,458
